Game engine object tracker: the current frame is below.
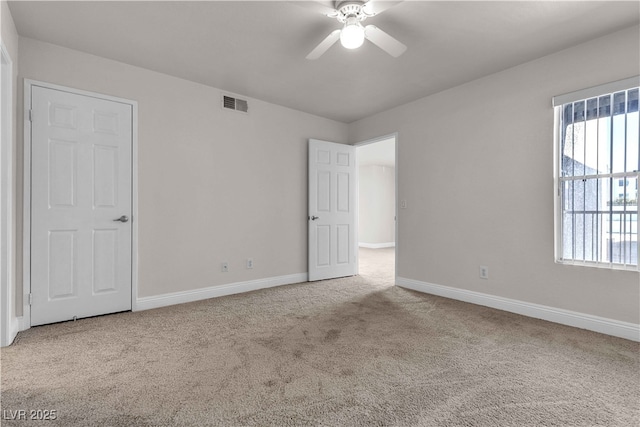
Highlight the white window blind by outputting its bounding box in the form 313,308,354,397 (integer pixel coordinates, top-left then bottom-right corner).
553,76,640,107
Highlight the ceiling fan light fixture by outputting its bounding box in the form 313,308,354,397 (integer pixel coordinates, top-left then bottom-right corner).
304,0,406,59
340,18,365,49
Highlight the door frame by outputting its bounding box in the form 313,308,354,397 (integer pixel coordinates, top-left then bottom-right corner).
1,41,15,346
22,79,139,330
354,132,398,283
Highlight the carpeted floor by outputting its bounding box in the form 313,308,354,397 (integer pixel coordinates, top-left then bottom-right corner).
1,247,638,426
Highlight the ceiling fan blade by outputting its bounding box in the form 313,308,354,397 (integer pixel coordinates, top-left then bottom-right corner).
306,29,341,60
362,0,403,16
364,25,407,57
289,1,338,17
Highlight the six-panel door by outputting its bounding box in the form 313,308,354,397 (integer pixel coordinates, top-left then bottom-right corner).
30,86,133,326
308,139,357,281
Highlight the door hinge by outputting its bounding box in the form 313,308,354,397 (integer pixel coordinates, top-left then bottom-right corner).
27,109,33,122
28,293,33,305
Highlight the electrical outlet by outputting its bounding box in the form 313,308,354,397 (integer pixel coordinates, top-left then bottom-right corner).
246,258,253,269
400,200,407,209
479,265,489,279
221,262,229,273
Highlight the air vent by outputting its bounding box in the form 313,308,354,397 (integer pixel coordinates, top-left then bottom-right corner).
222,95,249,113
223,95,235,110
235,98,248,113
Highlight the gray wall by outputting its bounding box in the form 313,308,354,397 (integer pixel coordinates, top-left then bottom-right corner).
349,25,640,324
16,37,349,310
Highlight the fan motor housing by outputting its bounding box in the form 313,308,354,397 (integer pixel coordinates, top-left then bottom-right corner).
335,0,366,10
335,0,371,22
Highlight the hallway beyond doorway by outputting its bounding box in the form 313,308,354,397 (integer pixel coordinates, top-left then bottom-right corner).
358,247,395,285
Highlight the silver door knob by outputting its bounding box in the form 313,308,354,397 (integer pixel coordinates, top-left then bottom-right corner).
310,216,319,221
113,215,129,223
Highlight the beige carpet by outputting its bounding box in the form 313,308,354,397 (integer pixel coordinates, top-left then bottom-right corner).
1,247,638,426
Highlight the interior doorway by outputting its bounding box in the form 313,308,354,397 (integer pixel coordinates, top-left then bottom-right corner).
356,135,397,283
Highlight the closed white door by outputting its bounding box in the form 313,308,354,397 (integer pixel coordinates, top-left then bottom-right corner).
308,139,357,281
30,85,133,326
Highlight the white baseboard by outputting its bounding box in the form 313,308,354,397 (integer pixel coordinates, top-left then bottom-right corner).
18,316,28,332
1,317,19,347
359,242,395,249
135,273,308,312
1,315,25,347
10,317,19,337
396,277,640,342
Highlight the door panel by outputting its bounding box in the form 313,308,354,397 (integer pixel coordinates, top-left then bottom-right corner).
317,171,331,212
49,139,77,207
316,225,331,267
337,173,350,212
308,139,357,281
30,85,132,326
93,145,118,207
93,228,118,294
48,230,76,299
336,224,350,264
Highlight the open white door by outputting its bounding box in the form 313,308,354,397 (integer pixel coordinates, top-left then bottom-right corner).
29,84,133,326
308,139,357,281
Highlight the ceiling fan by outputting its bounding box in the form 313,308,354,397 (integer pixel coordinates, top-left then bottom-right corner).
299,0,407,60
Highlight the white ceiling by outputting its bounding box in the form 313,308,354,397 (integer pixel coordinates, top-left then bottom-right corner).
8,1,640,123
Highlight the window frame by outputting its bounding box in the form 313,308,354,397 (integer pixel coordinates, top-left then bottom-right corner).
553,76,640,271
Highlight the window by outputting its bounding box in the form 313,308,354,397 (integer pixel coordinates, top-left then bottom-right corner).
554,78,639,269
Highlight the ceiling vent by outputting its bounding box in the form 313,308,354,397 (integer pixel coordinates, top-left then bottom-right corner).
222,95,248,113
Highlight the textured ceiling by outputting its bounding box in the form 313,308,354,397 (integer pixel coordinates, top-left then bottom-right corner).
8,1,640,123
